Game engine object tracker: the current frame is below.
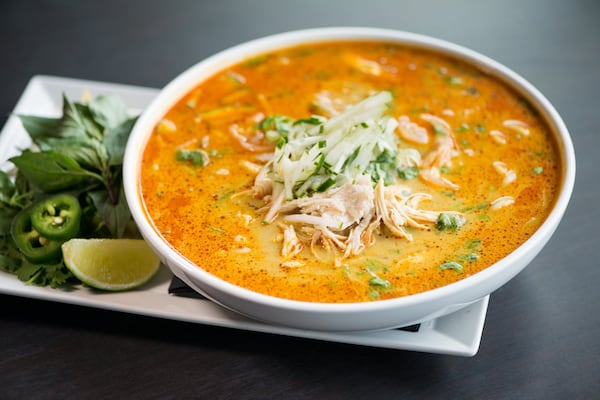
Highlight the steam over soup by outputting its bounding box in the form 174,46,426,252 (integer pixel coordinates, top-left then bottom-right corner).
140,41,560,303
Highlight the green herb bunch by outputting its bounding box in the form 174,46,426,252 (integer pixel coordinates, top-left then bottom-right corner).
0,94,137,287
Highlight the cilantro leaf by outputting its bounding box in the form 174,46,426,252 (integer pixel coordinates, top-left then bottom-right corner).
293,117,323,126
176,149,209,166
397,166,419,180
0,236,25,268
439,261,463,272
436,213,465,231
16,260,75,288
365,148,398,184
458,253,479,262
369,275,391,288
256,115,292,134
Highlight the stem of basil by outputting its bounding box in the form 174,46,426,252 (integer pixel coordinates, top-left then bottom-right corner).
103,172,117,205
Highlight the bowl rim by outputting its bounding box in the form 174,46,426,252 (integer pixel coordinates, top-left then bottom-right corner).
124,26,576,314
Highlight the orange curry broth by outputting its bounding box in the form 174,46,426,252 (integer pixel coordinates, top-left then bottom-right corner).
140,41,561,303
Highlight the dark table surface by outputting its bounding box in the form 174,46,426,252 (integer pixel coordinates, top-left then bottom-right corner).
1,1,599,399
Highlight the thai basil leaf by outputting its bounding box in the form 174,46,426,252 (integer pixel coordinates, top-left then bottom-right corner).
104,117,137,165
0,211,17,236
87,181,131,238
60,95,104,141
0,171,16,204
75,102,104,140
9,150,100,192
34,136,106,171
58,95,92,139
15,114,62,143
0,172,25,235
89,94,129,129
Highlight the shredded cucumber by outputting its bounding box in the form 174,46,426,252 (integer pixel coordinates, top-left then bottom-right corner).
260,91,398,200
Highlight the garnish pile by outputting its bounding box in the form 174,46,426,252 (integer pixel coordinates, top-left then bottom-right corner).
250,91,465,262
0,94,137,287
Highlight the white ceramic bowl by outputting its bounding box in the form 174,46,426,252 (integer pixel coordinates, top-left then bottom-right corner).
123,27,575,332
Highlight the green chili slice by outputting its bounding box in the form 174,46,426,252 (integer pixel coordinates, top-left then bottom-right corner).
10,207,63,263
30,194,82,240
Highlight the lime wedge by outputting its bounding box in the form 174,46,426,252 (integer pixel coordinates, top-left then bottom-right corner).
62,238,160,291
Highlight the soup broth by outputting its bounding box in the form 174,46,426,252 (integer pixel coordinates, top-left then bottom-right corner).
140,41,560,303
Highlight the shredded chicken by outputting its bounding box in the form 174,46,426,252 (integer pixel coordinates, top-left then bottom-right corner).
418,114,461,190
374,181,460,241
493,161,517,185
490,196,515,210
397,115,429,144
280,260,305,269
343,209,376,257
344,53,383,76
229,124,274,153
419,167,460,191
311,91,346,116
259,175,460,260
420,114,452,138
279,224,303,258
396,148,422,168
420,114,459,168
310,83,373,117
503,119,530,136
239,160,263,175
236,212,253,227
282,174,374,230
489,130,507,145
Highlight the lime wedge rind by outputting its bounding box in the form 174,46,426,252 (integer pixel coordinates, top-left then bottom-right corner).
62,239,160,291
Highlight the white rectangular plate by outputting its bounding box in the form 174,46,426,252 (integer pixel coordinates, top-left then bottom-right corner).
0,75,489,356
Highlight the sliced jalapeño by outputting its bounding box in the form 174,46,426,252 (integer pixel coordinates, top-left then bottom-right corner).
10,207,63,263
30,194,82,241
